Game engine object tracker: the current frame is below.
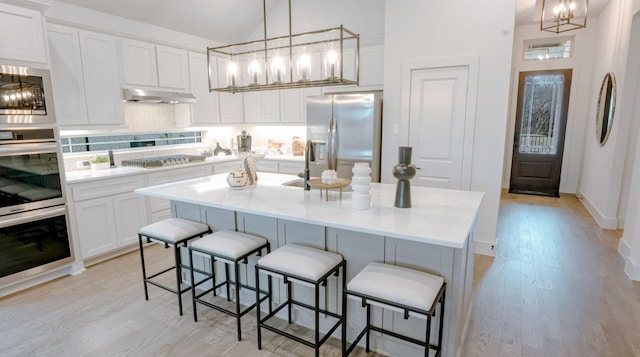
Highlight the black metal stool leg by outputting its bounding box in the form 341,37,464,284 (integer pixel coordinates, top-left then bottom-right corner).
224,263,230,302
235,262,242,341
211,256,217,297
190,248,198,322
138,234,149,300
174,244,183,316
425,314,432,357
365,303,371,353
437,288,446,355
255,264,262,350
315,281,320,357
287,280,292,324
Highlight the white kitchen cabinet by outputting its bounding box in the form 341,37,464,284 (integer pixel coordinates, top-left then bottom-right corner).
47,24,124,126
146,165,212,221
0,3,46,63
120,39,189,91
188,52,220,124
244,91,280,123
212,160,241,174
359,44,384,87
278,161,304,175
255,160,279,173
69,175,148,260
216,60,244,123
280,89,302,123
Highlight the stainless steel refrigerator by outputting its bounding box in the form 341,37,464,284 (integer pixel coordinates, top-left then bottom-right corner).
306,92,383,182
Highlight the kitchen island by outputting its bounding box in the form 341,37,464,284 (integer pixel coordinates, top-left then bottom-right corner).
135,172,483,357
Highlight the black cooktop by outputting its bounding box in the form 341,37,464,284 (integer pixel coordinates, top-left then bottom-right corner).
121,154,206,168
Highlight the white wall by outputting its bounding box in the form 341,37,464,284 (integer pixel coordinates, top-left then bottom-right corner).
382,0,516,255
578,0,639,229
502,23,597,196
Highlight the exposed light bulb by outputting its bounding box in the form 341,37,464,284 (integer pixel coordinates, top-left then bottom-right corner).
271,56,285,83
249,59,262,85
297,53,312,81
227,61,238,87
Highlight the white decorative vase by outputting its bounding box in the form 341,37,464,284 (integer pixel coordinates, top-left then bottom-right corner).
351,162,371,210
91,162,110,170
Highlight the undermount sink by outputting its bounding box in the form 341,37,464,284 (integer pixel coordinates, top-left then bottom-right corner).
281,179,305,188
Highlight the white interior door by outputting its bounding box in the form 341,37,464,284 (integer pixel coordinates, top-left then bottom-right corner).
409,66,469,189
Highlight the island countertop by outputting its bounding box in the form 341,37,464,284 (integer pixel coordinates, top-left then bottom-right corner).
135,172,484,249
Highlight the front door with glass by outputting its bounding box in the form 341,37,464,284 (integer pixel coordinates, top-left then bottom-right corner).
509,69,572,197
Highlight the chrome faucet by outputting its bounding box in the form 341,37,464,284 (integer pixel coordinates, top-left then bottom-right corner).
303,140,315,190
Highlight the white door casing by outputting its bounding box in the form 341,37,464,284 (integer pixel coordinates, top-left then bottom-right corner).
401,56,478,190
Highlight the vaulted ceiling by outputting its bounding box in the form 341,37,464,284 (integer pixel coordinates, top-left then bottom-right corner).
54,0,611,44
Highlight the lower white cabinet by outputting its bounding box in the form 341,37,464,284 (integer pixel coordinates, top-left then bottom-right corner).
212,160,241,174
147,165,212,222
68,175,148,260
256,159,304,175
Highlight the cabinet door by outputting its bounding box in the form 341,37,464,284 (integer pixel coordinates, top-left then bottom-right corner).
212,160,241,174
74,197,118,258
0,3,46,63
113,192,149,247
278,161,304,175
156,45,189,90
47,24,88,125
217,62,244,123
120,39,158,87
243,92,262,123
188,52,220,124
281,89,302,123
79,30,125,125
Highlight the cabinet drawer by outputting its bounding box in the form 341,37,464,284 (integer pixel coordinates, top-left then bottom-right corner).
213,161,241,174
71,175,144,201
279,162,304,175
147,165,212,212
256,160,279,173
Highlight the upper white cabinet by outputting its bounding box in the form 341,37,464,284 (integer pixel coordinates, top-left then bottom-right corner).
0,3,46,63
216,60,244,123
244,91,280,123
120,39,189,91
47,24,124,126
188,52,220,124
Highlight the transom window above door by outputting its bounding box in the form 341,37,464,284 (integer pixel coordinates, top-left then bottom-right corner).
523,37,573,61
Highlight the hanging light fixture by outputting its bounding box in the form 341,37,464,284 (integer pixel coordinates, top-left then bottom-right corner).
207,0,359,93
540,0,589,34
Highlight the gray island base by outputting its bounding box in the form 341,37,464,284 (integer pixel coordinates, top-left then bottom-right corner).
135,173,483,357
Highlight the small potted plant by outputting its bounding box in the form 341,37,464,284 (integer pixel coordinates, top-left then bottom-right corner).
90,155,110,170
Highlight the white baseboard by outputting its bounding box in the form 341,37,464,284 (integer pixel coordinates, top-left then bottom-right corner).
577,189,618,229
618,217,626,230
475,239,497,256
618,239,640,281
624,256,640,281
0,265,73,298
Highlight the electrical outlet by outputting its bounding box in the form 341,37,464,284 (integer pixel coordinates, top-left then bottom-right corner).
181,271,189,284
392,124,400,135
75,160,90,169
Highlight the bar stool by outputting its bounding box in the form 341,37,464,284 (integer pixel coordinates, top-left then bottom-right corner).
188,230,271,341
138,218,211,315
342,261,446,357
255,244,346,357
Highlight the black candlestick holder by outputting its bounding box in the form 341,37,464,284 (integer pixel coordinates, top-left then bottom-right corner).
392,146,416,208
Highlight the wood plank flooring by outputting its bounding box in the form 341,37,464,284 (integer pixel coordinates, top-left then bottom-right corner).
462,191,640,357
1,192,639,356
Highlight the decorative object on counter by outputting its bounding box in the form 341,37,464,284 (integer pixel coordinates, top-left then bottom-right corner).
211,142,232,156
306,178,350,201
207,0,359,93
291,136,305,156
108,150,116,168
321,169,337,184
237,130,252,153
227,167,248,188
241,154,257,185
267,139,283,154
392,146,416,208
352,162,371,210
90,155,110,170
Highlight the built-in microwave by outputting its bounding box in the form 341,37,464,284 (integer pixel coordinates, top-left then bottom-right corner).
0,65,56,124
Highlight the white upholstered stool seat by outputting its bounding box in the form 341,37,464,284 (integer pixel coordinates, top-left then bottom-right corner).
138,218,211,316
257,244,344,281
347,261,444,312
191,230,267,259
343,262,447,357
188,230,271,341
139,218,210,244
255,244,346,357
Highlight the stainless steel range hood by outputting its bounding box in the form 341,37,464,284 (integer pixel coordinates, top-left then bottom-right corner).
122,88,196,103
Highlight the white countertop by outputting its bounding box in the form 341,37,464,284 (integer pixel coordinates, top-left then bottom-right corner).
135,173,484,249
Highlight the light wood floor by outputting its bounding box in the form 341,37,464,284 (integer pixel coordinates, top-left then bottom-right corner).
1,192,639,356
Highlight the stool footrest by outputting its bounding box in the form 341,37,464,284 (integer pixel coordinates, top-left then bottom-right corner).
146,280,192,295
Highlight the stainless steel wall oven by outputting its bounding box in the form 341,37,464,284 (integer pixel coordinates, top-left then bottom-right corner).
0,64,72,290
0,126,73,286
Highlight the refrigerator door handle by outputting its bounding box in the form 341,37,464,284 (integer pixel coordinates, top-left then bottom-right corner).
329,116,338,170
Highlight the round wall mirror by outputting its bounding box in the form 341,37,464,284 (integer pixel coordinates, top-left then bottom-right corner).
596,72,616,146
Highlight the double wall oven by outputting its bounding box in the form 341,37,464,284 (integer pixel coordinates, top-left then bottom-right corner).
0,65,73,289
